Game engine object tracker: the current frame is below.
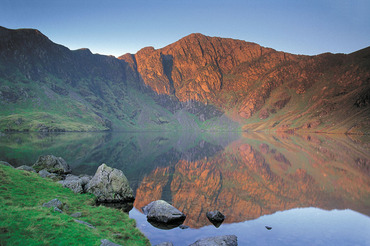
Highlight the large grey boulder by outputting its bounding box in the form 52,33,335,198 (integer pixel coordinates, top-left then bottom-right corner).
143,200,186,224
189,235,238,246
86,164,134,203
16,165,36,173
0,161,13,168
59,174,92,194
32,155,71,174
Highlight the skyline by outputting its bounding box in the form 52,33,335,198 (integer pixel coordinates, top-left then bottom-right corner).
1,0,369,57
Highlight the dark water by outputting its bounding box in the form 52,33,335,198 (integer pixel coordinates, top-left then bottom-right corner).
1,131,369,245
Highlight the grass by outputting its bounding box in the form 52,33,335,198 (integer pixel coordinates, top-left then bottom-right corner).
0,165,150,246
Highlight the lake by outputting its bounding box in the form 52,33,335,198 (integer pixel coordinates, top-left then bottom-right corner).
1,131,369,246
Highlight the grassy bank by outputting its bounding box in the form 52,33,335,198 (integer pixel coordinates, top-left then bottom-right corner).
0,165,150,246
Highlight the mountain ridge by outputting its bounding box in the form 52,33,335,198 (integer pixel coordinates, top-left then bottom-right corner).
0,26,369,133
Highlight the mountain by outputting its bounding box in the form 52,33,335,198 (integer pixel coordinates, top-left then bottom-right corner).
0,27,369,133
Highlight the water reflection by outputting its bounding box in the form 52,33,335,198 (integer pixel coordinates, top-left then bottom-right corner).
133,132,370,228
0,131,369,245
131,207,370,246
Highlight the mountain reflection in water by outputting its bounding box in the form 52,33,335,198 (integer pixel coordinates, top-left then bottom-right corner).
0,131,369,245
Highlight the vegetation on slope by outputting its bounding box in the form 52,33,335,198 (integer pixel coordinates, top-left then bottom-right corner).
0,165,150,246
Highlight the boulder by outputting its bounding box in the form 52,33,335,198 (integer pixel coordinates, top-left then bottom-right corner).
0,161,13,168
86,164,134,204
42,198,63,210
16,165,36,173
100,239,122,246
206,210,225,227
59,174,91,194
189,235,238,246
32,155,71,174
142,200,186,225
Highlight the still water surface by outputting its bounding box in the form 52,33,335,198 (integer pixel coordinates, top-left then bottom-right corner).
1,131,369,245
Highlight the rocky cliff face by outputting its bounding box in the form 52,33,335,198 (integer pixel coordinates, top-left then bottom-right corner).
1,27,369,133
121,33,370,133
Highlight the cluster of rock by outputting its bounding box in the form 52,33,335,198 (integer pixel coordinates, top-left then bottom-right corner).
141,200,235,245
1,155,135,211
141,201,226,229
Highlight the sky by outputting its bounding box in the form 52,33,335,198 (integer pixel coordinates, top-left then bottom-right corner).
1,0,369,57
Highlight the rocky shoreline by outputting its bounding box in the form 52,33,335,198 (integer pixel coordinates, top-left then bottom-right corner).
1,156,237,246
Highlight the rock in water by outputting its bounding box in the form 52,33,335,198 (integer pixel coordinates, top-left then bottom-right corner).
16,165,36,173
32,155,71,174
206,210,225,227
142,200,186,225
86,164,134,204
189,235,238,246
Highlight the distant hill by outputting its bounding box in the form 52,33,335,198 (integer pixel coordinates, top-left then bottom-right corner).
0,27,369,133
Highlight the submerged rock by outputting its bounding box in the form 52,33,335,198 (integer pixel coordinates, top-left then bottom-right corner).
189,235,238,246
33,155,71,174
206,210,225,227
143,200,186,226
16,165,36,173
86,164,134,209
0,161,13,168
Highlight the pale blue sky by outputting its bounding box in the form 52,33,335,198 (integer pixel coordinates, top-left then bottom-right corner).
1,0,369,57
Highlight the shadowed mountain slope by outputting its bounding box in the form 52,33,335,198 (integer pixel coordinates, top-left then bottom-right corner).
1,27,369,133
